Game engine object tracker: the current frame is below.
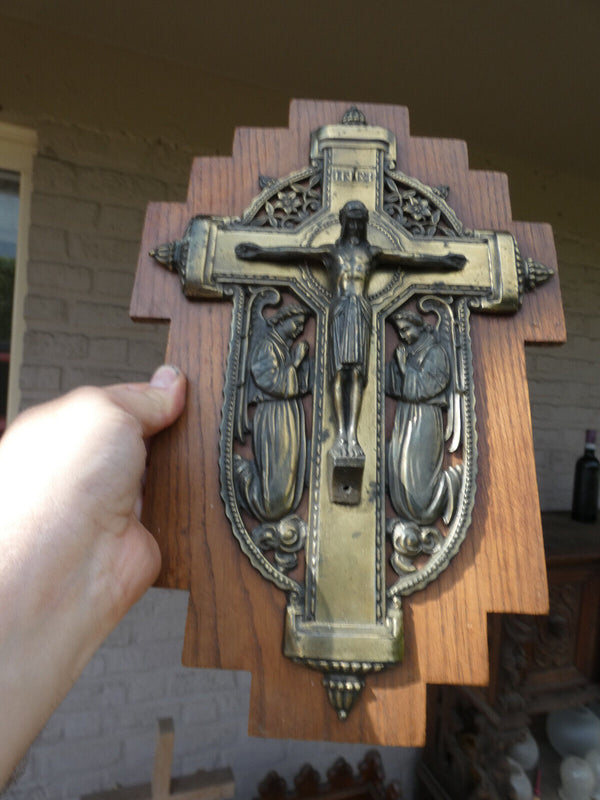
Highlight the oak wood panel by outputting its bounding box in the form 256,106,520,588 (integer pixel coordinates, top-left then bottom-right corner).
130,100,566,746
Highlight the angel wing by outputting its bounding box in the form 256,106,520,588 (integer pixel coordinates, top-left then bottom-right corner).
418,295,462,453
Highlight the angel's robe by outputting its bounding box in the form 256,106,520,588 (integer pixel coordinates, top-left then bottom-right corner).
387,330,450,524
239,327,307,522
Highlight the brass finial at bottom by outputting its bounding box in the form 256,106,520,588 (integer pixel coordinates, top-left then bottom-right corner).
323,673,365,721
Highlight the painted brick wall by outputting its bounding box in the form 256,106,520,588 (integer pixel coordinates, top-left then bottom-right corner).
5,121,421,800
19,120,194,408
527,232,600,510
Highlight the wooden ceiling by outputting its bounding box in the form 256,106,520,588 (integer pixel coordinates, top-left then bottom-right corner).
0,0,598,179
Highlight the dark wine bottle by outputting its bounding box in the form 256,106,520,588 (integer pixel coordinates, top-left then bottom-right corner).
571,429,599,522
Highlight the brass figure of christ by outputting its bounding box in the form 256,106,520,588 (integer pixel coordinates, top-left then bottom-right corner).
236,200,465,468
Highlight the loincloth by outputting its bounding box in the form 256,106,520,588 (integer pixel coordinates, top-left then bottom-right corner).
329,292,372,379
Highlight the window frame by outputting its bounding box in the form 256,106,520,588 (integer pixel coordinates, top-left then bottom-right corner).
0,122,37,423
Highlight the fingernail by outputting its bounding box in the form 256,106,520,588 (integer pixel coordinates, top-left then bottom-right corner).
150,365,181,389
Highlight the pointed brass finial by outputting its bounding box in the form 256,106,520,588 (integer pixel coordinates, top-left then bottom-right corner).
149,239,188,275
515,243,554,301
150,241,177,270
341,106,367,126
323,673,364,720
524,257,554,292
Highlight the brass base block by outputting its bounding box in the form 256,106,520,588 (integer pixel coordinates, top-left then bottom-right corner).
283,603,404,664
328,449,365,505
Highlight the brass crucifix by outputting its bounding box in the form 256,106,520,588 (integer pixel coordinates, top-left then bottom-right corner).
234,199,466,501
149,107,551,719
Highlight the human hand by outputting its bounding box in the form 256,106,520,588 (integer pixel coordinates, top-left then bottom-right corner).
0,365,186,786
395,345,407,373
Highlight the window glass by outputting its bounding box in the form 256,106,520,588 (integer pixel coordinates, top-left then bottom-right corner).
0,168,19,430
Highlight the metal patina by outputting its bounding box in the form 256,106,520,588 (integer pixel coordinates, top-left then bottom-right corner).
151,107,552,719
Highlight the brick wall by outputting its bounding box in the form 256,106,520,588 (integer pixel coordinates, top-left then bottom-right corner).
5,121,421,800
19,121,193,408
527,232,600,510
466,147,600,513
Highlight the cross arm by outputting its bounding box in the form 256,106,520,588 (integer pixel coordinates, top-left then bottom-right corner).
150,217,320,299
375,231,551,313
150,212,550,315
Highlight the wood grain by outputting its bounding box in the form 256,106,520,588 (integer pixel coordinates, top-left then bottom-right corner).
130,100,566,746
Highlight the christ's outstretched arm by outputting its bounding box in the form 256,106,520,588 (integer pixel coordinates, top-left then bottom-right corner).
235,242,331,265
376,250,466,271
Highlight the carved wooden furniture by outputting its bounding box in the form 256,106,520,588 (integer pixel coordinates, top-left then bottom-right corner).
254,750,401,800
418,512,600,799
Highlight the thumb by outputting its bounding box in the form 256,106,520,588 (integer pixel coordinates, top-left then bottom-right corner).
104,365,187,437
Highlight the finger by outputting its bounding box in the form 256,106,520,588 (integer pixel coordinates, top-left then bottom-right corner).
104,365,187,438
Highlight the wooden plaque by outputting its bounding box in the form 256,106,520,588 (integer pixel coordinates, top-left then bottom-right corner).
130,100,565,746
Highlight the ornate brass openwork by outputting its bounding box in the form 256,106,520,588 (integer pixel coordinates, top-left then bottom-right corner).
151,108,552,719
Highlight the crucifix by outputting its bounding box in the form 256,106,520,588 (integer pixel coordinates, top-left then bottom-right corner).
233,199,466,480
132,101,565,744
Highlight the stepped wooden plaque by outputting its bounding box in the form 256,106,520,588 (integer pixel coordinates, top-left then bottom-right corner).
131,100,565,746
